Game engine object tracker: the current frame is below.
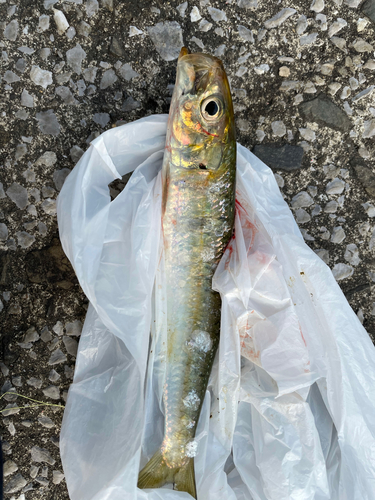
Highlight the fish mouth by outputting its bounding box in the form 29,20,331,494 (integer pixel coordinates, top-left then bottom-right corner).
178,46,190,59
176,47,226,98
178,46,223,71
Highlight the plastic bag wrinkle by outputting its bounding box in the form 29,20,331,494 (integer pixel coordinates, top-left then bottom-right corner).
58,114,375,500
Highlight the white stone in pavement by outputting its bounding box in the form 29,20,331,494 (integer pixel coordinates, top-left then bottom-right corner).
264,8,296,29
331,226,346,243
332,263,353,281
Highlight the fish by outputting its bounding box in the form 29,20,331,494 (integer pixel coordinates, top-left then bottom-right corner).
137,47,236,498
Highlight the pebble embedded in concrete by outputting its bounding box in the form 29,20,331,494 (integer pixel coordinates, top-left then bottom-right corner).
66,44,86,74
53,169,71,191
291,191,314,208
264,8,297,29
30,446,56,465
36,110,61,136
332,263,354,281
16,232,35,249
271,121,286,137
331,226,346,244
190,6,201,22
147,22,184,61
279,66,290,77
30,66,53,88
315,248,330,264
344,243,360,265
65,320,82,336
53,470,65,485
4,20,19,41
118,63,139,81
3,473,27,494
100,69,118,90
238,25,254,42
296,15,307,35
299,128,316,141
48,349,68,365
295,208,311,223
63,336,78,357
3,460,18,477
326,178,346,195
53,9,69,33
38,416,55,429
6,183,28,209
329,18,348,38
43,385,60,400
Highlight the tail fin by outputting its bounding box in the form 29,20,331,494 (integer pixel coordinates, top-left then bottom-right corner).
138,449,197,499
174,457,196,498
137,449,173,490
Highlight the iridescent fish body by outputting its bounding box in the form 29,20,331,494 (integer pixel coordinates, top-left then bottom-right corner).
138,48,236,499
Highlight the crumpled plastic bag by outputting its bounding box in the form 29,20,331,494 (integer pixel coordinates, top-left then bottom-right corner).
57,114,375,500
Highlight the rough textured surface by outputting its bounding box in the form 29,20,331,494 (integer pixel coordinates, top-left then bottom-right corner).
1,0,375,498
299,93,351,131
253,144,304,171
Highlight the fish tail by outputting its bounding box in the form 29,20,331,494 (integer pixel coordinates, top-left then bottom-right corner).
137,449,197,499
137,449,173,489
174,457,196,498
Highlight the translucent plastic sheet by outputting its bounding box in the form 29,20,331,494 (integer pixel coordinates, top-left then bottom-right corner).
57,114,375,500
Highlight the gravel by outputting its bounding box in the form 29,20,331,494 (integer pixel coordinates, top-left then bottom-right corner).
66,46,86,74
361,0,375,22
238,25,254,43
27,377,43,389
326,178,346,195
351,156,375,197
345,243,360,266
30,446,56,465
332,263,354,281
3,460,18,477
2,2,375,498
253,144,304,171
264,8,297,29
147,21,184,61
48,349,68,365
38,416,55,428
4,473,27,494
30,66,53,89
0,223,9,241
271,120,286,137
53,470,65,485
4,20,19,41
291,191,314,208
331,226,346,244
35,110,61,136
6,183,28,209
299,94,351,131
63,336,78,357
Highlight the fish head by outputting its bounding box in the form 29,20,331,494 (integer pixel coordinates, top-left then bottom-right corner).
166,47,236,172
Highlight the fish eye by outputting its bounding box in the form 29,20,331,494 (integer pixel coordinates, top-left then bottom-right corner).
201,96,223,121
205,101,218,116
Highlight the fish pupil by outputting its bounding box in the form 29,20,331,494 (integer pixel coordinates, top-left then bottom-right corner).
205,100,218,116
199,163,207,170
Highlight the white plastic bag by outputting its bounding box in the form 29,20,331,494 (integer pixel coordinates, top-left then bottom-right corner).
57,114,375,500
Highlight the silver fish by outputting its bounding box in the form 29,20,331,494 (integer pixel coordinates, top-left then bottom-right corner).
138,47,236,498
